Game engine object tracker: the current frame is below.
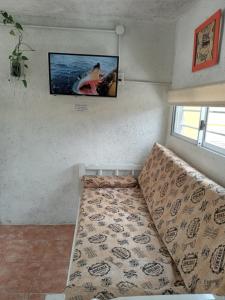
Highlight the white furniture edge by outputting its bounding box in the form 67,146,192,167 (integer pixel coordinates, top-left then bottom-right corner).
45,294,65,300
92,295,224,300
66,163,142,285
78,163,143,177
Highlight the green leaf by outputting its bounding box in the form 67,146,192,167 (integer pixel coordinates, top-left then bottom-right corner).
24,64,28,68
15,23,23,30
6,18,13,24
8,15,13,22
2,12,8,18
22,80,27,88
9,55,12,59
10,30,15,36
21,56,28,61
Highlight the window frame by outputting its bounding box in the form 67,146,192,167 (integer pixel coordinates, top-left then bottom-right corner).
171,106,199,145
171,106,225,157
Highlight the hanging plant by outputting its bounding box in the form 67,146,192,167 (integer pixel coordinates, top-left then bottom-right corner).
0,11,34,87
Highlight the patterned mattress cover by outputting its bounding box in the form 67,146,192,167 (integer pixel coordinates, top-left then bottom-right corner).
65,185,187,300
138,143,225,295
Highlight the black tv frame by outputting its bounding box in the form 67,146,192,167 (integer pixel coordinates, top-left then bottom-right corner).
48,52,119,98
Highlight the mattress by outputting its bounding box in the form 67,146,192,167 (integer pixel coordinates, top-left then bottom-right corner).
65,186,187,300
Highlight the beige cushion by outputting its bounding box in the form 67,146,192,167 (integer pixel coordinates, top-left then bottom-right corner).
139,143,225,295
82,175,138,188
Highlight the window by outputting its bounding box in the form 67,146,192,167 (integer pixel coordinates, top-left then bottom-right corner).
173,106,202,142
172,106,225,156
204,107,225,153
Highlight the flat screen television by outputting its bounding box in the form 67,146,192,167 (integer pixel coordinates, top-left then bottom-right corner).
48,53,119,97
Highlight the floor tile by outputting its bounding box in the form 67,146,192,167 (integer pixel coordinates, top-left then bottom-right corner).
51,225,74,241
28,293,46,300
0,226,24,240
43,240,72,261
0,261,41,293
0,225,74,295
2,240,48,263
0,225,74,241
0,292,25,300
31,261,69,293
23,226,74,241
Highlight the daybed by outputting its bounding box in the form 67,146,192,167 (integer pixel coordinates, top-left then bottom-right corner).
65,143,225,300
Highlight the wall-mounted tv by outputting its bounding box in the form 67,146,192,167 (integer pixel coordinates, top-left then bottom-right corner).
48,53,119,97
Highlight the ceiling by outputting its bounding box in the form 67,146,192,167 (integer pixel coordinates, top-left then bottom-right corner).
0,0,196,28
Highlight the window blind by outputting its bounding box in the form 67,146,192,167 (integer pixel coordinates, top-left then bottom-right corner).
168,82,225,106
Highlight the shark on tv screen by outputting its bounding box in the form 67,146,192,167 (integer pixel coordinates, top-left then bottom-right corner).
48,53,119,97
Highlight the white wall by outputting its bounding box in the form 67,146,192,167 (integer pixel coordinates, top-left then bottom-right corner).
166,0,225,187
0,20,174,224
172,0,225,89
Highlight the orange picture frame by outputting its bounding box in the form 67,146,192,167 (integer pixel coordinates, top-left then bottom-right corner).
192,9,222,72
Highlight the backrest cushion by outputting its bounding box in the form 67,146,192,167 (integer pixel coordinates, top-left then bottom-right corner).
138,143,164,204
139,143,225,295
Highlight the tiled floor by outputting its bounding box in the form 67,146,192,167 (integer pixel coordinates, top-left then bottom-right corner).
0,225,75,300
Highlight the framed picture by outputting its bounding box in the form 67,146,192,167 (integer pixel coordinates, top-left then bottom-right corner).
192,9,222,72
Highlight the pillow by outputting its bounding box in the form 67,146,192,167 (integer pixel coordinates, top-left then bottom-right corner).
82,175,138,188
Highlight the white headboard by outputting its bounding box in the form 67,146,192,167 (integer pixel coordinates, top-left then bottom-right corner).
78,163,142,178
